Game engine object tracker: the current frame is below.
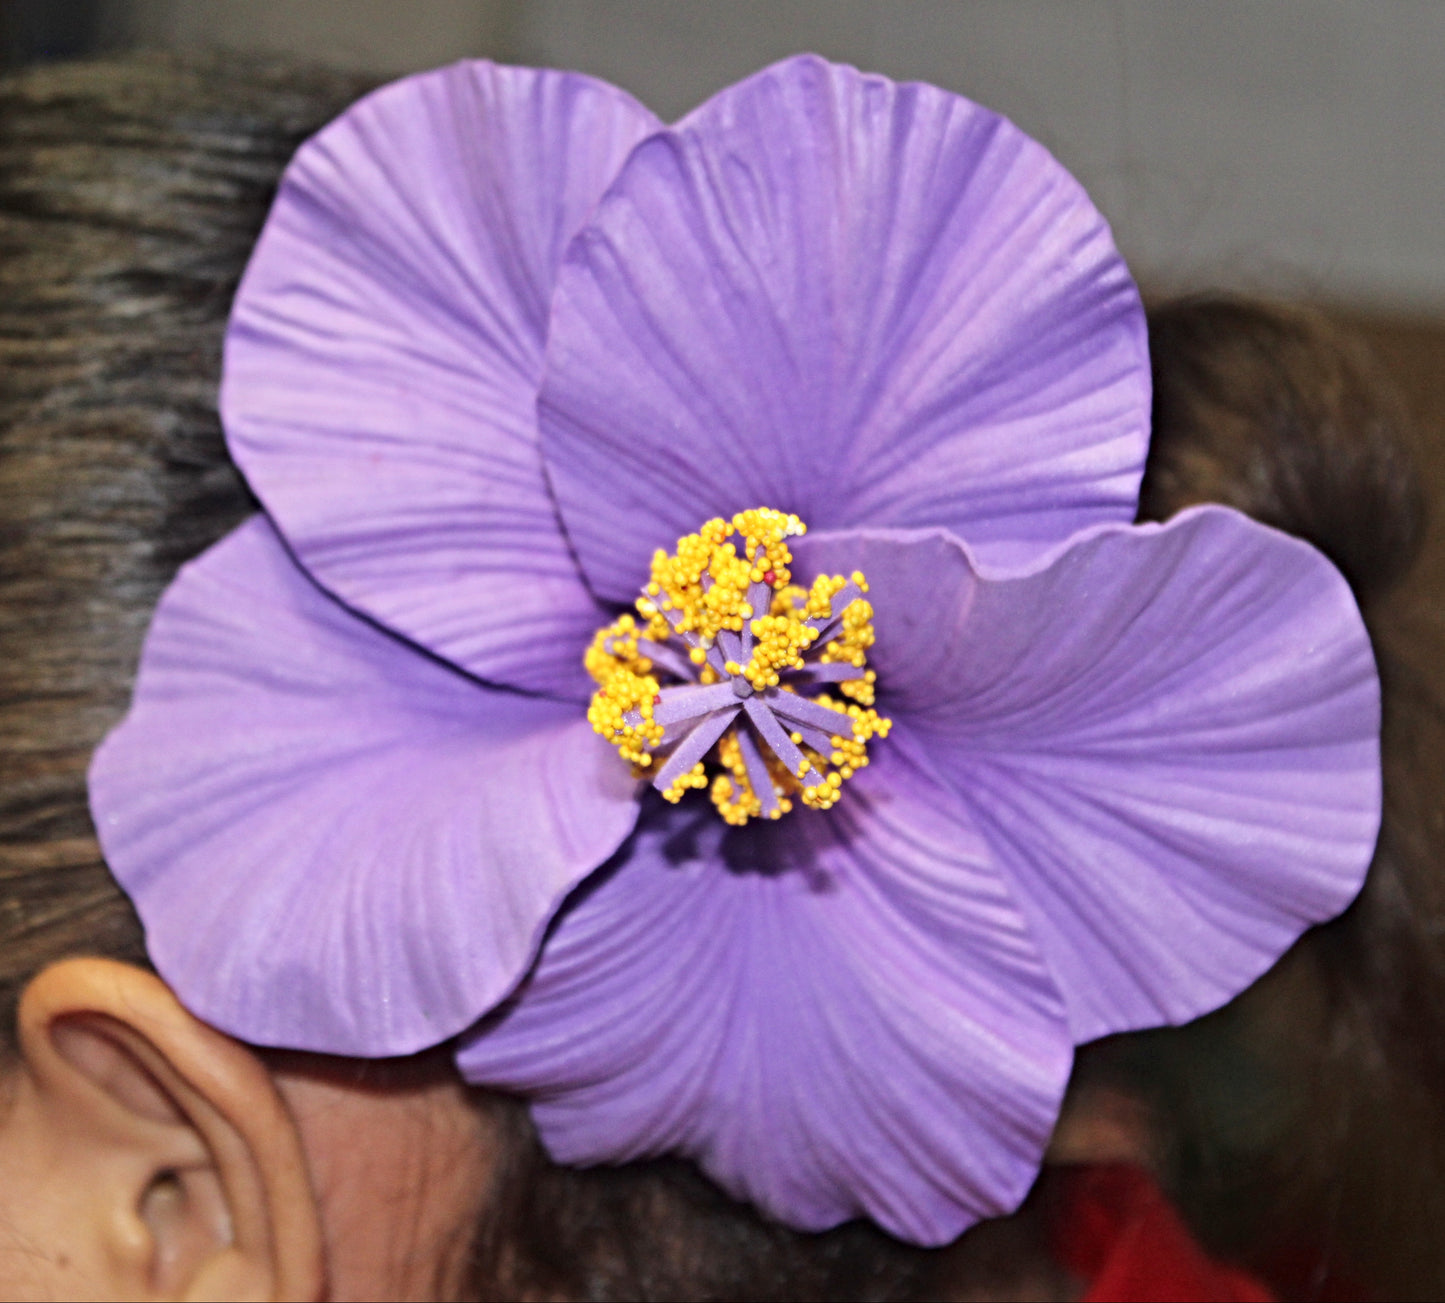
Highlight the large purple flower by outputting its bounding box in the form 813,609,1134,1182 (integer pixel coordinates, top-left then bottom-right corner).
88,57,1380,1244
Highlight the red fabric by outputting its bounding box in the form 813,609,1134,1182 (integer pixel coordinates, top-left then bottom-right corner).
1050,1164,1277,1302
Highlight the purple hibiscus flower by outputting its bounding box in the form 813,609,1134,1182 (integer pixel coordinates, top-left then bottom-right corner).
89,56,1380,1244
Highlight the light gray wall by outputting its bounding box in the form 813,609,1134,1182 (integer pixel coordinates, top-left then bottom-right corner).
119,1,1445,312
114,0,508,69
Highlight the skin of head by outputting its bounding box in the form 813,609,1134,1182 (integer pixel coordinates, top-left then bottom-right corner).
0,958,499,1301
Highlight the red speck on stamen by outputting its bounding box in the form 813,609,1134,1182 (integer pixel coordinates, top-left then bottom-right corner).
653,695,661,706
763,570,776,585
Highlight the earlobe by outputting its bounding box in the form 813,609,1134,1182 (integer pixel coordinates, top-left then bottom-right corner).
0,958,324,1301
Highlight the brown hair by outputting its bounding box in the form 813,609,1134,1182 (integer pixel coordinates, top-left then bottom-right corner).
0,55,1439,1301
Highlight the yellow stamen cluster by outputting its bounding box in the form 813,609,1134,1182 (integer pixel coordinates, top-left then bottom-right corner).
661,761,709,803
795,698,892,810
737,609,817,691
584,613,663,767
585,508,891,824
817,575,877,706
773,570,878,707
645,508,803,649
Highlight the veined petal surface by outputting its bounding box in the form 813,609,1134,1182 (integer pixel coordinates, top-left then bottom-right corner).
457,744,1071,1244
540,55,1148,602
798,511,1380,1043
88,518,640,1055
223,62,659,697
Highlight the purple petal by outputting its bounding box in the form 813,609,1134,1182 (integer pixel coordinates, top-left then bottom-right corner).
223,62,660,697
457,742,1071,1244
88,518,640,1055
798,510,1380,1043
540,55,1148,602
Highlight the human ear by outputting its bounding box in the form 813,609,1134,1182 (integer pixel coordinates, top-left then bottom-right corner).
0,958,324,1301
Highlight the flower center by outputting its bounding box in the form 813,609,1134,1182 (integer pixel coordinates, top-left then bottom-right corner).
586,508,891,825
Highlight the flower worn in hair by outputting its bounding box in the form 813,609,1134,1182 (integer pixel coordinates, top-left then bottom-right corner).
89,57,1380,1244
